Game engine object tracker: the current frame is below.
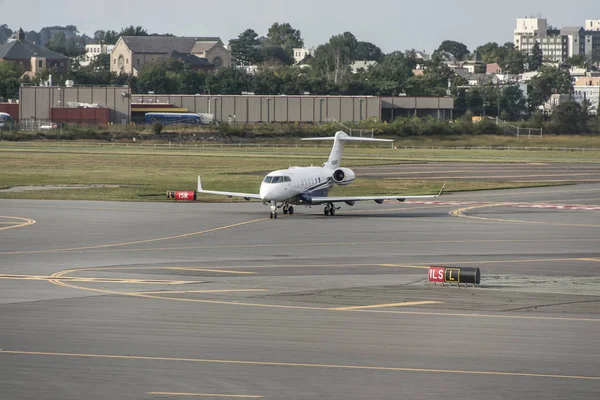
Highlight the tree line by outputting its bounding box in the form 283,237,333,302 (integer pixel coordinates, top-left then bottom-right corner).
1,22,599,132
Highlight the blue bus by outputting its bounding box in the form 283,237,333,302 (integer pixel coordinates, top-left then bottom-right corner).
144,113,202,125
0,112,13,127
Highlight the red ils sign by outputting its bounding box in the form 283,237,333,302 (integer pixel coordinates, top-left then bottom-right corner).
428,266,446,283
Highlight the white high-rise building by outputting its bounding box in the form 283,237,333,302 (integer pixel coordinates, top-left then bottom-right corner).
514,18,548,51
586,20,600,31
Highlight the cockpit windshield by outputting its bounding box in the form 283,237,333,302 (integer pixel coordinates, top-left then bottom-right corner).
263,176,291,184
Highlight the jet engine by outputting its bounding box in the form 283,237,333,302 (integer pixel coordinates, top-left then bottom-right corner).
332,168,356,185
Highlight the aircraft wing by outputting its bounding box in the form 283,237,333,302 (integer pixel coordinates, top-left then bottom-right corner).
197,176,262,200
306,183,446,205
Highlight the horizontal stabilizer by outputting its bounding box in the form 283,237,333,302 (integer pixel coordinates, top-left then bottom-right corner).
301,130,392,143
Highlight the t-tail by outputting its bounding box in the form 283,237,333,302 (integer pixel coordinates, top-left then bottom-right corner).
301,131,393,170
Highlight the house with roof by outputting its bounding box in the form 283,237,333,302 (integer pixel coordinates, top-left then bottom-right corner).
0,28,68,77
110,36,231,76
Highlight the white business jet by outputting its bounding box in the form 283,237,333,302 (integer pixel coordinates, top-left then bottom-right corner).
197,131,445,219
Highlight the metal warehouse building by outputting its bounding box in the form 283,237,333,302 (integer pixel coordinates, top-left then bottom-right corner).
18,85,131,124
134,94,454,123
17,85,453,124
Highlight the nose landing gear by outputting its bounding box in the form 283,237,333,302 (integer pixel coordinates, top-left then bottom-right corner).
270,201,278,219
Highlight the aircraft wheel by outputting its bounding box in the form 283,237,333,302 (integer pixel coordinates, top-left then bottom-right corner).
324,207,329,216
270,212,274,219
274,212,278,219
288,206,294,215
330,207,336,216
283,208,288,215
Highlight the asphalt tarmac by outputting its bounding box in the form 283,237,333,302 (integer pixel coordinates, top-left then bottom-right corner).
1,165,600,399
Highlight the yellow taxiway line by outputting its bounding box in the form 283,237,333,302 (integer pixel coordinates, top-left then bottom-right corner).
0,274,199,285
331,301,441,310
1,350,599,381
164,268,256,275
0,216,36,231
130,289,267,295
148,393,262,398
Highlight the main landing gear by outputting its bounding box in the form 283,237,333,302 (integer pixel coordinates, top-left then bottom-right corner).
324,202,338,216
282,203,294,215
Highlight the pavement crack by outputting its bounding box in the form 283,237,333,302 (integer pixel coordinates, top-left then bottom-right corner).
502,298,600,312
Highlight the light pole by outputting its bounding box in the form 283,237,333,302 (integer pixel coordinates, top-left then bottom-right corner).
319,98,324,123
359,98,364,121
267,98,271,123
214,97,219,123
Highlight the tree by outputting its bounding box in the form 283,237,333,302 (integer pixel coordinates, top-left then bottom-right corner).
230,29,263,66
527,65,572,111
49,31,67,49
136,59,182,94
312,32,358,84
499,85,527,120
0,24,13,44
354,41,384,62
565,54,589,68
120,25,148,37
364,51,413,95
260,45,294,66
551,100,590,134
502,48,525,74
437,40,469,61
265,22,303,55
89,53,111,71
103,30,120,44
0,62,22,101
206,68,250,94
475,42,514,65
527,42,543,71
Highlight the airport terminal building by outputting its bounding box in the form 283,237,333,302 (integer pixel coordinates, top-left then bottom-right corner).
14,85,454,125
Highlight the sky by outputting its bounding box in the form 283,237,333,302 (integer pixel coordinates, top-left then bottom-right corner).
2,0,599,53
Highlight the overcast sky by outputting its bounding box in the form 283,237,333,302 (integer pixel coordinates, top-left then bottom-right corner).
3,0,599,53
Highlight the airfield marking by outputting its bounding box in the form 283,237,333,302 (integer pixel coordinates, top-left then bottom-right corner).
2,350,600,381
164,267,256,275
331,301,441,310
0,216,36,231
0,274,200,285
31,237,600,255
0,217,268,255
147,393,263,398
44,266,600,323
360,170,600,178
129,289,267,295
450,204,600,227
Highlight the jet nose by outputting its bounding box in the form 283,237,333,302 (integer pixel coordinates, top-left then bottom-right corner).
259,183,272,201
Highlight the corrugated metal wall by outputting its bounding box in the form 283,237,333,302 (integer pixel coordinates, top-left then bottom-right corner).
18,88,454,125
134,95,381,123
19,86,131,123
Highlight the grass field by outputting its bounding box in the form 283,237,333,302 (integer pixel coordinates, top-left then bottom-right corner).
1,140,598,202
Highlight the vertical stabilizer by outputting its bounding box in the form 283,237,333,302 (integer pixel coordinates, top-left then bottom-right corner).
325,131,349,169
301,131,393,170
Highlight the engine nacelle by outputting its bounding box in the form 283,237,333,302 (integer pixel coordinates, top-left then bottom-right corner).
332,168,356,186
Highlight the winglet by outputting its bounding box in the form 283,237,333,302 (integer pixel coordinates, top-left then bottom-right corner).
438,181,447,197
197,175,203,192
